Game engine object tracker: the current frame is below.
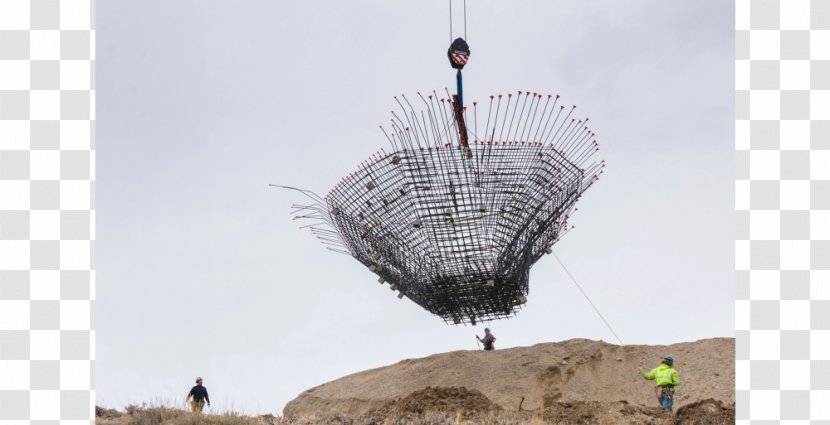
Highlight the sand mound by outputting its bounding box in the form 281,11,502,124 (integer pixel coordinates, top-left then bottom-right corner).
541,400,669,424
674,398,735,425
364,386,501,422
364,398,736,425
284,338,734,422
539,400,735,425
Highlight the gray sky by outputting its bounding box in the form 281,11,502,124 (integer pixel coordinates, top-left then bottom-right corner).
97,0,734,415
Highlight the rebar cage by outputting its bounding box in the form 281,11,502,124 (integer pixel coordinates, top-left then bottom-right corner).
283,90,603,325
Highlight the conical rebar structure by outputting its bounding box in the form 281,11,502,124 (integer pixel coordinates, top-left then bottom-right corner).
282,90,604,325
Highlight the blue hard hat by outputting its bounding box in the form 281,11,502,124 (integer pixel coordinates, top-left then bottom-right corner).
664,355,674,362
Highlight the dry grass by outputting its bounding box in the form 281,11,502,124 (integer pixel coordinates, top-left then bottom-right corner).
95,405,542,425
95,402,283,425
96,400,733,425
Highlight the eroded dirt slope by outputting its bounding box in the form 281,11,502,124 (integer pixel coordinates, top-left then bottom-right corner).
284,338,734,420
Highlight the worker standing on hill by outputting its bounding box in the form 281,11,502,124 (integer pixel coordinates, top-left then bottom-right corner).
476,328,496,350
186,377,210,413
640,355,680,412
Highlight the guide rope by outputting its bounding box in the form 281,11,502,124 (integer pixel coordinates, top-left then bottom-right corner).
552,252,624,345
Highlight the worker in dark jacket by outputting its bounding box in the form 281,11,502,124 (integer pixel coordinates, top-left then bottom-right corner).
476,328,496,350
186,377,210,413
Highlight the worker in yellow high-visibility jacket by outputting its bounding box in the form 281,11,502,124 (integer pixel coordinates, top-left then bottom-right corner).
640,355,680,412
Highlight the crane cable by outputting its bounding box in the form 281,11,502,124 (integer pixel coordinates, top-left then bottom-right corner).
464,0,467,40
449,0,467,42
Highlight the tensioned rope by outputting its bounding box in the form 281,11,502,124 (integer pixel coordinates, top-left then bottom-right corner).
464,0,467,39
449,0,452,42
449,0,468,41
552,252,624,345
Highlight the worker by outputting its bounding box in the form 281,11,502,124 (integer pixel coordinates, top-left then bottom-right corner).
640,355,680,412
476,328,496,351
185,377,210,413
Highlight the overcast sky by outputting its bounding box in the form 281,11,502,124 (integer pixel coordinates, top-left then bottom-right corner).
97,0,734,415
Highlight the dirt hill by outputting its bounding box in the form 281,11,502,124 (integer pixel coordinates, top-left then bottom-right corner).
284,338,734,424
